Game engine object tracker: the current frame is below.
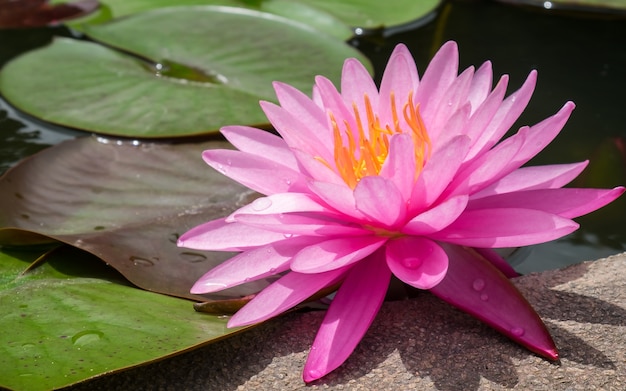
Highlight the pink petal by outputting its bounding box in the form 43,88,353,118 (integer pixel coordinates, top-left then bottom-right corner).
430,244,558,360
411,135,471,211
354,176,405,227
416,41,459,124
303,250,391,382
220,125,298,169
473,248,519,278
273,81,330,141
292,149,345,185
233,213,369,237
446,126,526,197
472,161,589,198
202,149,305,195
379,134,416,202
467,61,493,114
190,236,322,294
428,66,474,140
402,195,468,235
314,75,358,137
341,57,379,121
229,268,347,327
378,44,419,126
229,193,335,221
291,236,387,273
260,101,332,163
178,218,285,251
508,102,575,168
308,181,367,220
385,236,448,289
430,208,578,247
466,71,537,161
467,187,625,219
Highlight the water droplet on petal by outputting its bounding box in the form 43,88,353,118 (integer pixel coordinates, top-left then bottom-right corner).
283,233,294,238
251,197,272,211
472,279,486,292
511,327,525,337
480,293,489,301
129,256,154,267
403,257,422,269
307,369,322,380
269,268,277,273
285,178,292,185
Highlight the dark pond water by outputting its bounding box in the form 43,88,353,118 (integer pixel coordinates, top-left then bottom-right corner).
1,0,625,273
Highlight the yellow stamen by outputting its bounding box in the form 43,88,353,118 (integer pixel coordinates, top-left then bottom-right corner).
319,92,431,189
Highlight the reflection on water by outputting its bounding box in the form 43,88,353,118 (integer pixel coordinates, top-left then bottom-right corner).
0,1,624,272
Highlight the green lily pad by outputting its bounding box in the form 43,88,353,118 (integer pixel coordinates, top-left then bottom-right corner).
60,0,354,40
0,246,246,391
0,6,370,138
58,0,441,32
0,136,275,300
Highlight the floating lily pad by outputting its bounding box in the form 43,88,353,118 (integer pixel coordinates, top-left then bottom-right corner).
0,247,247,391
0,136,278,300
58,0,441,32
61,0,354,40
0,6,370,138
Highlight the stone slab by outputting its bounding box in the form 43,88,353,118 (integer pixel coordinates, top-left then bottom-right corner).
67,252,626,390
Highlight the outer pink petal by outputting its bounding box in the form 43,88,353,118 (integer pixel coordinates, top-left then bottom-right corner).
427,66,474,141
291,236,387,273
467,61,493,114
430,208,578,247
220,125,297,169
402,195,468,235
466,187,625,219
273,81,330,142
229,193,335,221
466,71,537,161
508,102,575,168
303,250,391,382
178,218,285,251
416,41,459,124
190,236,322,294
292,149,345,185
472,161,589,198
202,149,305,195
463,75,508,155
308,181,367,220
430,244,558,361
386,236,448,289
260,101,332,163
233,213,369,237
229,268,347,327
354,176,405,227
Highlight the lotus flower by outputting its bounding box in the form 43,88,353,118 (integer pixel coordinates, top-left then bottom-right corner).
178,41,624,382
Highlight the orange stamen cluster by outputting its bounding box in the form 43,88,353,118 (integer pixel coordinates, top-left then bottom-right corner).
323,92,431,189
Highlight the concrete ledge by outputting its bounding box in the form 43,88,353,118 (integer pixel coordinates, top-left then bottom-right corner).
69,252,626,390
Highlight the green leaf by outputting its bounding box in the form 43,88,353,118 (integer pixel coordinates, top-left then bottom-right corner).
0,6,370,138
60,0,441,33
0,246,245,391
0,136,275,300
61,0,354,40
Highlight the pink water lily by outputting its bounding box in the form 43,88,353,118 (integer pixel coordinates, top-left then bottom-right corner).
178,41,624,382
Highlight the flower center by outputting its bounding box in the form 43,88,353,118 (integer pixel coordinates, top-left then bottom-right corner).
322,92,431,189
